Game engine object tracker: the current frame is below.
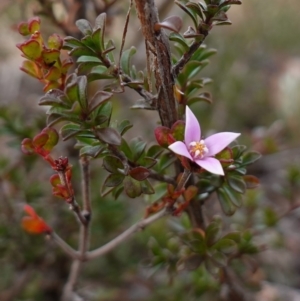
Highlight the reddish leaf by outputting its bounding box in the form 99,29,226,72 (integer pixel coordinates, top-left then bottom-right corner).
43,81,61,92
171,120,185,141
17,40,42,60
41,127,59,151
183,185,198,202
18,22,30,36
22,204,52,234
50,174,61,187
48,33,63,50
33,132,49,148
154,126,170,148
243,175,260,189
154,15,183,33
20,60,43,79
129,167,150,181
21,138,34,155
44,66,61,81
28,17,41,33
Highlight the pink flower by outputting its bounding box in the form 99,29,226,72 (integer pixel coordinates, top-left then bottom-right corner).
168,106,240,176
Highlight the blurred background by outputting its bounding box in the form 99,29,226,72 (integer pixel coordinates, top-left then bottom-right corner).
1,0,300,300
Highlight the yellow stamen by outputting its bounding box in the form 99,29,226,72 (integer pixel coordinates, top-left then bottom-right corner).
189,140,208,159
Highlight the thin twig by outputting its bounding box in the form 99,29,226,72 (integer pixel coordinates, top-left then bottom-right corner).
50,232,79,260
61,156,92,301
118,0,133,71
86,208,167,260
80,156,91,218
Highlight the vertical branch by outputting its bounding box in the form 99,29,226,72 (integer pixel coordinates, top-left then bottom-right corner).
134,0,177,127
134,0,205,229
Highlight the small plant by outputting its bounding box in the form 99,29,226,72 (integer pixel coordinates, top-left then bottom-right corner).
4,1,285,300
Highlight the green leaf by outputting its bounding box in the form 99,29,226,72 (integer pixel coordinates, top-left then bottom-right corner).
175,1,198,29
186,2,204,21
169,32,190,52
41,127,59,151
44,66,61,81
222,231,241,243
188,93,212,105
77,56,102,63
227,175,246,194
104,173,125,187
87,65,114,82
138,156,157,169
63,36,84,49
17,40,42,60
94,13,107,48
130,138,147,162
242,151,261,165
123,176,142,198
120,46,136,75
223,184,243,207
212,238,237,254
79,145,104,157
60,123,82,140
103,155,124,173
263,207,278,227
119,138,132,161
88,91,113,114
231,145,247,159
69,46,96,57
48,33,63,50
42,49,60,65
141,179,155,194
117,120,133,136
181,230,206,255
76,19,92,35
20,60,42,79
77,76,88,111
147,145,164,159
217,187,236,216
65,80,79,104
205,218,222,247
96,128,122,145
171,120,185,141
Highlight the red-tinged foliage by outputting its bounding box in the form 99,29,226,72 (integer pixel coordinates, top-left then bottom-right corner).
22,204,52,234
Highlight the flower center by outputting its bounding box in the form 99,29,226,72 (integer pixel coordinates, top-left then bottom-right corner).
189,140,209,159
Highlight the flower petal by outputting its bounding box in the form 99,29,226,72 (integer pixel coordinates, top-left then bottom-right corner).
185,106,201,146
204,132,240,156
194,157,225,175
168,141,193,160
